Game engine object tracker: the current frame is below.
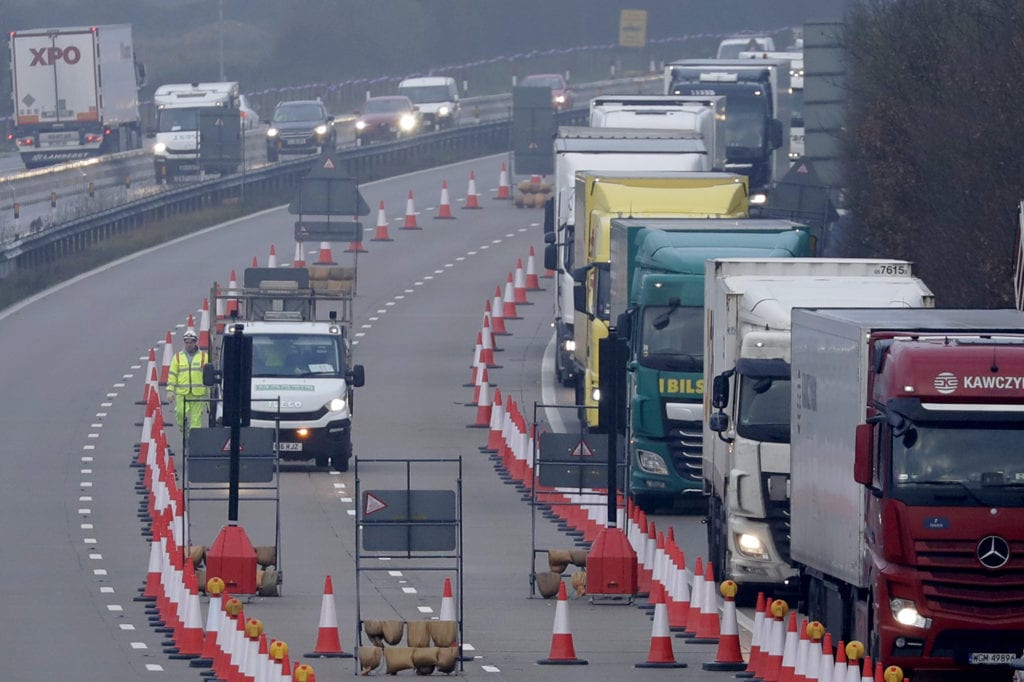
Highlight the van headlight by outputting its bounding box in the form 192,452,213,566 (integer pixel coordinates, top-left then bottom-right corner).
266,127,279,138
437,105,451,117
355,120,366,131
153,142,167,154
750,192,768,205
327,397,347,413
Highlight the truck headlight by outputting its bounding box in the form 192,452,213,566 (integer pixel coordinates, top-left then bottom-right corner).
437,105,451,117
591,387,600,402
266,127,279,138
890,598,931,628
750,192,768,205
327,397,347,413
564,339,576,352
636,449,669,476
399,114,417,132
314,124,328,136
554,94,566,104
355,120,367,131
153,142,167,154
735,532,768,559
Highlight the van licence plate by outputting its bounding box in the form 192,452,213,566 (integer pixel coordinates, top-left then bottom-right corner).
276,442,302,452
969,653,1016,665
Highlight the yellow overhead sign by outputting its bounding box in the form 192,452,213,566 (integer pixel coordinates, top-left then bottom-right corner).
619,9,647,47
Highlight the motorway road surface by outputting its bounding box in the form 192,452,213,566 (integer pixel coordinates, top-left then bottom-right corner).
0,153,762,680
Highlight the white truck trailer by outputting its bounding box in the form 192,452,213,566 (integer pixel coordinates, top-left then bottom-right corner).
543,126,711,387
703,258,933,589
9,24,144,168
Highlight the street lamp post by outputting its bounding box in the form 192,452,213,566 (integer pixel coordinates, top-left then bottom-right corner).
219,0,226,81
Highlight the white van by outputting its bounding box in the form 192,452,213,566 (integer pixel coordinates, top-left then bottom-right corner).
397,76,460,130
716,35,775,59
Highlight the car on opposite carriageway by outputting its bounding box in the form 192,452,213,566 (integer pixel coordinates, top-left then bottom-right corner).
265,99,336,162
354,95,422,145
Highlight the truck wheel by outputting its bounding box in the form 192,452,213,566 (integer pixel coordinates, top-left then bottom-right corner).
706,495,728,582
332,435,352,473
315,453,329,468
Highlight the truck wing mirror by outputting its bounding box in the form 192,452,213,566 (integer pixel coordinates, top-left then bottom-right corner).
709,411,730,433
202,363,219,387
769,119,784,150
854,423,873,486
572,279,587,313
544,243,558,271
711,371,732,409
349,364,365,388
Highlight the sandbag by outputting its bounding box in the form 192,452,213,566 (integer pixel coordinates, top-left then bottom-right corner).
383,646,414,674
412,647,439,675
548,549,571,574
382,619,405,645
436,646,458,673
363,619,384,647
358,646,383,675
535,571,562,598
406,620,430,647
428,620,457,647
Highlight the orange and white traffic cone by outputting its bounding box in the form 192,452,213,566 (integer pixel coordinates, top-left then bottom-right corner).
439,577,456,621
292,242,306,268
494,162,511,199
636,583,687,668
537,581,587,665
802,620,824,682
483,387,504,452
502,273,521,320
225,268,239,318
317,241,337,264
251,255,260,268
490,286,509,335
468,376,492,429
778,611,799,682
435,180,456,219
832,639,849,682
345,231,367,253
793,616,811,682
858,654,874,682
742,592,767,675
371,200,393,241
267,243,278,268
819,632,835,682
159,331,173,385
513,258,530,304
763,599,789,682
479,317,499,368
188,576,224,669
304,576,352,658
468,367,489,407
844,641,865,682
402,190,420,229
463,170,481,209
525,246,542,290
703,579,747,671
198,298,211,351
691,561,721,644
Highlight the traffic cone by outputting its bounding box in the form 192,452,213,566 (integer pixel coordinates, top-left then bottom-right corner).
531,174,543,184
317,242,337,265
468,377,492,428
345,231,367,253
197,298,211,351
703,579,746,670
502,273,521,319
225,269,239,318
525,246,542,290
483,387,504,452
666,545,691,632
764,599,789,682
537,581,587,665
778,611,799,682
858,655,873,682
252,255,259,268
494,162,510,199
513,258,530,304
371,200,393,241
490,286,509,335
791,617,810,682
832,639,849,682
292,242,306,268
304,576,352,658
819,632,835,682
468,367,489,407
439,577,456,621
268,244,278,268
402,190,420,229
435,180,455,219
479,317,499,368
690,561,720,644
636,583,687,668
159,331,173,385
740,592,766,676
844,641,865,682
803,620,825,682
681,556,704,637
463,170,481,209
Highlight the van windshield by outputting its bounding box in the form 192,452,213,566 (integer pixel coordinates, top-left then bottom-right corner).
399,85,452,103
250,334,343,378
157,107,201,132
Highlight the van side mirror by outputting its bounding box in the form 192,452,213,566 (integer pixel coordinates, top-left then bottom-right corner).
349,364,365,388
202,363,219,387
712,371,732,409
769,119,784,150
544,242,557,271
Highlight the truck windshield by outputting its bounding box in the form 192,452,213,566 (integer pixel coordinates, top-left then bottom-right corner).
737,374,790,443
250,334,343,378
158,107,201,132
637,305,703,371
892,422,1024,486
669,81,770,157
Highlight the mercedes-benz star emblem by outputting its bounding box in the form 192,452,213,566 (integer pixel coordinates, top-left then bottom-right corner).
977,535,1011,569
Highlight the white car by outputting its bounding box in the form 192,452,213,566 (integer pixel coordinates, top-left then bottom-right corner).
239,94,260,131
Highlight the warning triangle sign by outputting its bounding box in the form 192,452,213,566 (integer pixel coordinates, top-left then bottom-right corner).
321,157,336,171
570,439,594,457
221,438,245,453
364,492,387,516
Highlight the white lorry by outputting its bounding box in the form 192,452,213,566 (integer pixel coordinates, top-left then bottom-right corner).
397,76,460,130
208,266,365,472
716,34,776,59
588,94,727,172
703,258,934,589
543,126,712,387
152,81,242,182
8,24,144,168
739,50,804,161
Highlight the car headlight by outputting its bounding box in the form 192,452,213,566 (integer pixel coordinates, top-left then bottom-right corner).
437,105,450,117
554,94,566,104
314,124,328,136
153,142,167,154
735,532,768,559
266,127,279,138
890,598,932,628
636,449,669,476
327,397,347,413
399,114,417,131
355,120,366,131
750,192,768,205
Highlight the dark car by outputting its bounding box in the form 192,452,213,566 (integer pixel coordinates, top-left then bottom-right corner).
354,95,421,146
519,73,575,112
265,99,336,162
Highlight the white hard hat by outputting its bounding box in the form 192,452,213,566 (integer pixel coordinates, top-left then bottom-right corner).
183,329,198,340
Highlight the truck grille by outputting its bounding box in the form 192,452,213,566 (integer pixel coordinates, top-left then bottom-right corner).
250,407,327,422
914,539,1024,618
761,474,791,563
665,418,703,484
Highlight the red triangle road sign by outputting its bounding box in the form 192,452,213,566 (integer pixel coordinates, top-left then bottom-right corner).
322,157,336,170
364,492,387,516
221,438,245,453
570,439,594,457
